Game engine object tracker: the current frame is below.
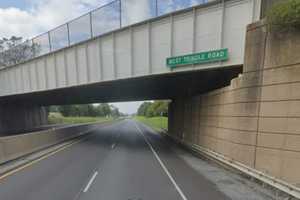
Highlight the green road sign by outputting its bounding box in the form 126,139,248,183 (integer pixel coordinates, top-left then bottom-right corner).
166,48,228,68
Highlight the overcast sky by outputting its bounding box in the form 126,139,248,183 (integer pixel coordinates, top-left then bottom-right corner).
0,0,202,38
0,0,203,114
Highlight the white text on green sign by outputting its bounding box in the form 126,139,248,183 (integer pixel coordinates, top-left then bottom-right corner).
166,49,229,68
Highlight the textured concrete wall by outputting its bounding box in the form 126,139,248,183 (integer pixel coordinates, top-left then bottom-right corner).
169,21,300,187
0,123,99,164
256,23,300,188
0,104,47,135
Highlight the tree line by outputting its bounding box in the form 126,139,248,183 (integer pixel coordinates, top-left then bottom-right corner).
137,101,169,117
0,36,39,68
49,104,123,118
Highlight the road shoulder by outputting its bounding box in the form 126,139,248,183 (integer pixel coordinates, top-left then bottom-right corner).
136,121,279,200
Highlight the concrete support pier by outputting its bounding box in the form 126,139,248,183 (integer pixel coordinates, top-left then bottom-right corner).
0,104,47,135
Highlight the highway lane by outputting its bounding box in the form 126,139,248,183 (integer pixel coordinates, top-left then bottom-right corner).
0,120,229,200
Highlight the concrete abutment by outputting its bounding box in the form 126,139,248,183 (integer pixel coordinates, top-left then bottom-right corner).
169,20,300,190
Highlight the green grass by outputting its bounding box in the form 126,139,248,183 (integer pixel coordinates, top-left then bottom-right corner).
48,112,113,124
134,116,168,132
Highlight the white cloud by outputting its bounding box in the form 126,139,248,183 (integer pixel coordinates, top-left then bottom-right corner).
0,0,153,40
0,7,38,39
0,0,111,39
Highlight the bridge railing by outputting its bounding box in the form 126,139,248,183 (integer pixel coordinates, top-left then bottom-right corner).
0,0,209,69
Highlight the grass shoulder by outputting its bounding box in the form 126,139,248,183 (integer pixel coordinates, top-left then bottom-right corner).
48,112,114,124
134,116,168,132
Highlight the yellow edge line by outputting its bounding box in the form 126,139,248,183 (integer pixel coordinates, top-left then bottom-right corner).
0,136,86,181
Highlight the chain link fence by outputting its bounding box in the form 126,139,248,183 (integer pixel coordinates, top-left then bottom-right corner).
0,0,208,68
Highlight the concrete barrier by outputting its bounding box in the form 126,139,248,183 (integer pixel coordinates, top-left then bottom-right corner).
0,123,102,165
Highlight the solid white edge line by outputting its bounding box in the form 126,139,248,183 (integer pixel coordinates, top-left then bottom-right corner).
83,171,98,193
134,122,188,200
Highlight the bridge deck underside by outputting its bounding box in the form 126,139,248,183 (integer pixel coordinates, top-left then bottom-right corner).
1,66,241,106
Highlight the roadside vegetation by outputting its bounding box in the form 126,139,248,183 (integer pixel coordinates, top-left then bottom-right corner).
0,36,40,68
137,101,168,117
267,0,300,31
48,112,113,124
135,100,169,132
134,116,168,132
48,103,124,124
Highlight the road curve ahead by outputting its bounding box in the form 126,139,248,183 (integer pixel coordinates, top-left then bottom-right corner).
0,120,228,200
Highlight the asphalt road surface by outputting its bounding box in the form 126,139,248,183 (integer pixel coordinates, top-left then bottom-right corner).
0,120,229,200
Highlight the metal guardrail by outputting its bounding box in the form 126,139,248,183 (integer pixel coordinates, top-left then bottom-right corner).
0,0,208,68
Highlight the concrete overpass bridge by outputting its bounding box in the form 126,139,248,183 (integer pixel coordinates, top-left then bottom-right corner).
0,0,260,105
1,0,300,198
0,0,261,134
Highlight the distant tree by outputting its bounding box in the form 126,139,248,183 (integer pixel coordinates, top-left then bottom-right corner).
137,101,169,117
87,104,98,117
266,0,300,31
55,103,118,117
48,106,60,113
98,103,111,116
0,36,39,67
110,105,120,118
137,102,152,116
95,105,104,116
58,105,74,117
145,103,154,117
153,101,169,117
